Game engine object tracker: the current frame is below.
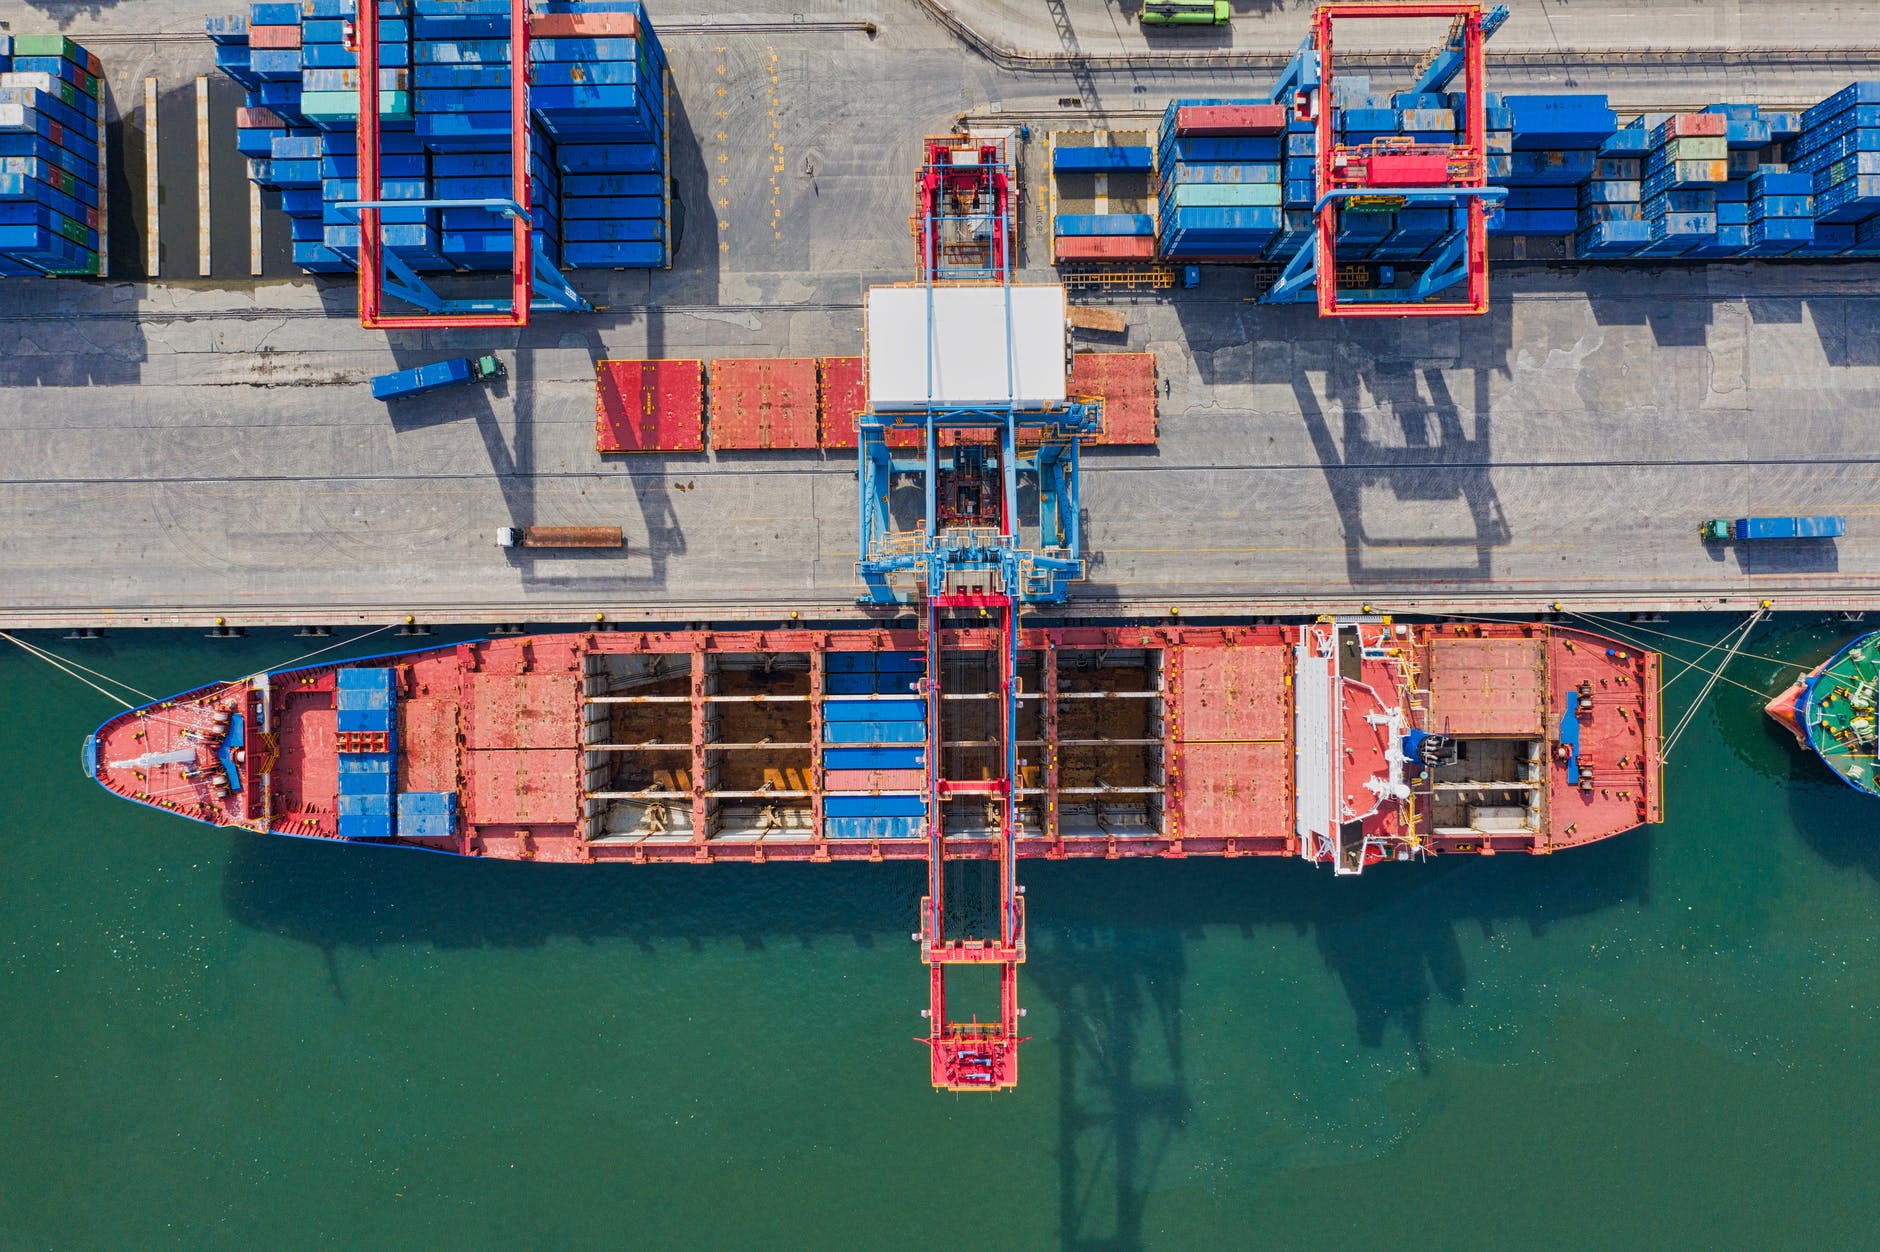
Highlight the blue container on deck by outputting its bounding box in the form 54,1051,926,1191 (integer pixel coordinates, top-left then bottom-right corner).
396,790,458,839
824,794,928,819
823,720,927,745
823,747,926,771
1505,94,1617,149
822,698,925,722
823,817,922,840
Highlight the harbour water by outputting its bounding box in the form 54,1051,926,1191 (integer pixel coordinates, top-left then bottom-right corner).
3,617,1878,1248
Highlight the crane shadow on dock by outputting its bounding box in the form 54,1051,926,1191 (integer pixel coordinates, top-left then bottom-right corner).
1291,337,1511,588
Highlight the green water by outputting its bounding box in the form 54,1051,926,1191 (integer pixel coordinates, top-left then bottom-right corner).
5,618,1880,1249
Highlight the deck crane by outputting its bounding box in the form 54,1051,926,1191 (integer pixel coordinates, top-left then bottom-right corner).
1260,2,1509,316
859,133,1098,1091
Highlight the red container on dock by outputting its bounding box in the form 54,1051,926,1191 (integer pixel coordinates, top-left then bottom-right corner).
709,357,821,451
236,106,286,129
596,359,705,453
1054,235,1157,262
530,11,638,37
1070,352,1158,446
819,357,918,450
247,24,302,48
1655,112,1727,140
1175,103,1287,136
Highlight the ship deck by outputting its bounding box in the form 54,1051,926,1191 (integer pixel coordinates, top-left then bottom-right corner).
1801,634,1880,793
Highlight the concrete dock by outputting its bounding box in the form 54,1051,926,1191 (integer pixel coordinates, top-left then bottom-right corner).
6,0,1880,627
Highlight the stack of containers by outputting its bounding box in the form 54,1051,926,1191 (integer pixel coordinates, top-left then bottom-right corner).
211,0,668,280
1746,165,1815,254
1692,105,1763,258
1482,91,1513,181
821,653,927,841
1787,83,1880,257
1374,90,1460,262
0,35,105,277
335,668,397,840
1052,139,1155,262
1329,77,1396,259
1490,94,1616,238
413,0,555,272
1575,126,1650,257
1633,113,1726,256
536,0,668,268
1154,98,1286,260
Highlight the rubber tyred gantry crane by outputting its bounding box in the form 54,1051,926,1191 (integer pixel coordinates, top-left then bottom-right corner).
1261,2,1509,316
343,0,589,329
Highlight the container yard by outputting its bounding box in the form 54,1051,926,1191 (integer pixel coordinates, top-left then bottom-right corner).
9,0,1880,1102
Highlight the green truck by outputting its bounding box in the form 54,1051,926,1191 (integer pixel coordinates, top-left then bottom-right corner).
1140,0,1231,26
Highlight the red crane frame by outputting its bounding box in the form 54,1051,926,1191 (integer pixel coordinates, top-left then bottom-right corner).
1313,2,1490,317
354,0,533,329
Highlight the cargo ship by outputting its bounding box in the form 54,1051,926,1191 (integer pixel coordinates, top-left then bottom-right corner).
84,618,1661,1091
85,620,1662,865
1766,630,1880,795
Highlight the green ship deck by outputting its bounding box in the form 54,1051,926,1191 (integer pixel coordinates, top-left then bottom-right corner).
1802,633,1880,795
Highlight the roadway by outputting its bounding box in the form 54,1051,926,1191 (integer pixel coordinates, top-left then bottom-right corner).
5,0,1880,627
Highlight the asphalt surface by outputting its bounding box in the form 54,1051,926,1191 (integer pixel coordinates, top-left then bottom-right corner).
6,0,1880,626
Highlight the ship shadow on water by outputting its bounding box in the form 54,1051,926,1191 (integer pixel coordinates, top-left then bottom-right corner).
222,829,1650,1252
1025,841,1649,1251
1779,725,1880,884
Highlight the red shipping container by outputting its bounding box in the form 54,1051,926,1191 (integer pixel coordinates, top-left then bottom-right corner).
1366,152,1453,186
247,24,303,48
236,106,286,129
530,11,638,37
1175,104,1287,136
596,359,705,453
709,357,820,450
1069,352,1158,446
1658,112,1726,139
824,769,927,793
1054,235,1157,262
818,357,919,451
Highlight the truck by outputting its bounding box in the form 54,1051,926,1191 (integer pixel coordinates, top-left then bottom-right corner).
370,355,505,401
1699,515,1846,542
497,526,625,550
1139,0,1230,24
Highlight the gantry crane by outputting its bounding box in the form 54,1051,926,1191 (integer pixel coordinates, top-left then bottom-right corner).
1261,3,1509,316
859,132,1098,1090
345,0,589,328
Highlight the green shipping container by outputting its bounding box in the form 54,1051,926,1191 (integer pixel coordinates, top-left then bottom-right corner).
11,34,85,63
1173,182,1282,208
1664,136,1726,161
298,90,413,122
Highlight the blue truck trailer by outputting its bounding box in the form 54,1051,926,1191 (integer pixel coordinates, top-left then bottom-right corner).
1700,515,1846,541
370,354,504,401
